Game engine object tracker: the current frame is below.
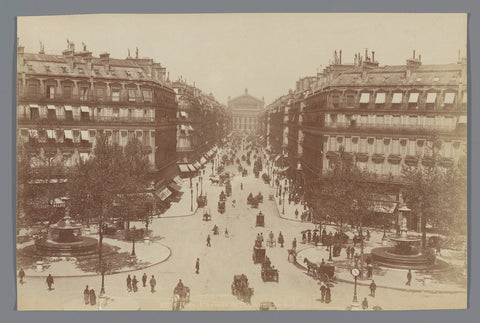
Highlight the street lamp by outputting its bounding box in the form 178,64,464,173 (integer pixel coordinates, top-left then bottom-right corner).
190,188,194,211
282,190,286,214
131,226,136,256
200,175,203,195
99,261,109,295
351,267,360,304
328,238,333,262
196,182,199,199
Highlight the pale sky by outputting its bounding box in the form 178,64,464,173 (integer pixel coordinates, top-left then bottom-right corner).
17,13,467,105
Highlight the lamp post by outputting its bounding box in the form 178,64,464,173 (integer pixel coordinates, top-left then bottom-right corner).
99,261,109,295
131,226,136,256
196,182,199,199
351,267,360,305
282,190,286,215
191,188,194,211
328,239,333,262
200,175,203,196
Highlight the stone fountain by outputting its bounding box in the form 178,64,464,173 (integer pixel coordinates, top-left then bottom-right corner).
35,212,98,257
371,206,443,270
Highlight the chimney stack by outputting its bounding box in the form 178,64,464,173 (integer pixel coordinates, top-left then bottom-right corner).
339,50,342,64
100,52,110,69
413,50,415,59
372,51,375,62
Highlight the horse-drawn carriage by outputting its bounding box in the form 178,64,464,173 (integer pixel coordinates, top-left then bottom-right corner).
261,261,279,283
197,195,207,208
212,225,220,235
256,211,265,227
209,176,221,185
171,284,190,311
231,274,254,304
252,246,266,264
218,200,226,213
303,258,336,283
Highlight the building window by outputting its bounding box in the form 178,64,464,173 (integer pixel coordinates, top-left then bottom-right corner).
128,88,136,102
408,92,420,109
443,141,453,158
359,138,367,153
375,138,384,154
112,88,120,102
113,108,119,119
332,93,340,108
30,106,39,120
359,92,370,108
407,140,416,156
63,85,72,99
346,93,355,106
443,92,456,109
143,89,152,102
46,85,55,99
28,83,39,98
391,139,400,155
47,106,56,120
375,93,386,107
391,92,403,109
96,87,105,101
80,87,88,101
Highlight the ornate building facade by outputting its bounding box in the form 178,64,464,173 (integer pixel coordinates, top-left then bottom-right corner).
228,89,264,132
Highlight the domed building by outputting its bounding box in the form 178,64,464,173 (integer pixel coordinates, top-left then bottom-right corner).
228,89,264,132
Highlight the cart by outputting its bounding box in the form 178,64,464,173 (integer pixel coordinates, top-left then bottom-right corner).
256,212,265,227
252,246,266,264
218,200,226,214
231,275,254,304
197,195,207,208
261,266,279,283
316,263,335,283
202,208,211,221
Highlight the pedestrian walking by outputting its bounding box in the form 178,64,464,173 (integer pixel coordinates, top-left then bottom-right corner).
367,262,373,278
406,269,412,286
127,274,132,292
346,246,351,259
370,280,376,297
89,289,96,306
225,228,229,237
278,232,284,248
150,275,156,293
307,230,311,243
362,297,368,310
195,258,200,274
83,285,90,305
18,268,25,284
325,286,331,304
46,274,54,291
295,209,299,219
207,235,211,247
142,273,147,287
366,229,371,241
292,237,297,250
132,275,138,292
320,282,327,303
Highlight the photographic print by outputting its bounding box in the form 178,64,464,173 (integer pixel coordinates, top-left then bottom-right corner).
16,13,467,311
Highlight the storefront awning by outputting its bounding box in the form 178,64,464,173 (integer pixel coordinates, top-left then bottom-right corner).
426,93,437,104
360,93,370,103
187,164,197,172
458,116,467,124
200,157,207,164
172,176,183,186
408,93,419,103
392,93,403,104
178,164,190,173
155,187,172,201
64,130,73,140
375,93,386,104
444,92,456,104
373,201,398,214
46,130,55,139
64,105,73,111
28,104,39,109
80,106,90,113
47,105,56,110
168,182,182,192
80,130,89,140
180,111,187,117
194,161,202,169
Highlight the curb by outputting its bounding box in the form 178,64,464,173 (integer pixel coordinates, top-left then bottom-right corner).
293,248,467,295
156,206,199,219
23,243,173,279
269,188,306,223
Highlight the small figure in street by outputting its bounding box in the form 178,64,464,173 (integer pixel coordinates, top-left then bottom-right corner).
127,274,132,292
325,286,331,304
89,289,96,306
278,231,284,248
18,268,25,284
83,285,90,305
367,262,373,279
176,279,184,290
292,237,297,250
207,235,211,247
366,229,371,241
320,282,327,302
362,297,368,310
240,183,243,190
46,274,54,291
225,228,229,238
142,273,147,287
260,232,264,242
195,258,200,274
351,247,356,260
295,208,299,219
346,246,351,259
307,230,311,243
132,275,138,292
370,280,376,297
302,232,307,244
150,275,156,293
406,269,412,286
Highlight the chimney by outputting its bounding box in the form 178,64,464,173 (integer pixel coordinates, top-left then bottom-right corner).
339,50,342,64
365,48,368,61
413,50,415,59
100,52,110,69
372,51,375,62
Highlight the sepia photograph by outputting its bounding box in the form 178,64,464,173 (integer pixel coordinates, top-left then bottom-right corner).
15,13,468,311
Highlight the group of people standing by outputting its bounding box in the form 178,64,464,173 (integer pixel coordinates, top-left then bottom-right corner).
126,273,156,293
83,285,97,306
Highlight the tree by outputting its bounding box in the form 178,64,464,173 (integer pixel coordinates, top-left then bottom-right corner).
17,128,68,229
402,137,467,249
68,134,152,271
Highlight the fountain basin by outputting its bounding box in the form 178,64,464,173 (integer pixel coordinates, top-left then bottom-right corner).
371,247,448,270
35,236,98,256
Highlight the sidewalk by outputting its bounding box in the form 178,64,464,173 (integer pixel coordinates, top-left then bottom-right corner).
159,176,199,218
21,237,171,278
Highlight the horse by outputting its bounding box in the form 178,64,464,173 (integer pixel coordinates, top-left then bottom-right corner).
303,257,318,278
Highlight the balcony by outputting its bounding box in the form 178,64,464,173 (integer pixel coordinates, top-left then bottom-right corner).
18,114,156,125
388,154,402,164
404,155,419,166
372,153,385,163
323,122,459,135
19,92,157,106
